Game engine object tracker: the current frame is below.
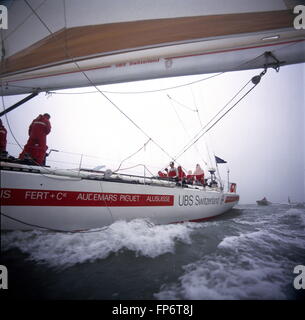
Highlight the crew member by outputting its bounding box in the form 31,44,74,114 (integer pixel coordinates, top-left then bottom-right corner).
158,170,167,178
177,166,186,182
194,164,205,185
19,113,51,165
0,119,7,154
168,161,178,179
186,170,194,184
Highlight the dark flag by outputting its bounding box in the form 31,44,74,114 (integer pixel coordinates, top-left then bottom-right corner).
215,156,227,164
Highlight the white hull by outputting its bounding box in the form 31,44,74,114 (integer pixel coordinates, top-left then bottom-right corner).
0,162,239,231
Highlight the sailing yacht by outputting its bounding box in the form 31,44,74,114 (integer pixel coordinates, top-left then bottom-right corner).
1,0,304,231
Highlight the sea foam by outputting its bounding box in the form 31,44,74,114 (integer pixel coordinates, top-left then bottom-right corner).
155,211,305,300
1,219,196,269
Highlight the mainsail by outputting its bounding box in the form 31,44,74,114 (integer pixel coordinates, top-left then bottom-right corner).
1,0,305,96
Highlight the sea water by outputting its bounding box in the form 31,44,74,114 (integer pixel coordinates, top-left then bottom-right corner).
1,204,305,300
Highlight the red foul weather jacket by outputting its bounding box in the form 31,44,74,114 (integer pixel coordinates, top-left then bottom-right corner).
0,124,7,152
20,115,51,164
28,114,51,145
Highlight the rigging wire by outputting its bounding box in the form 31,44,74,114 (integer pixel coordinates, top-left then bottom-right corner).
167,94,197,112
0,2,289,233
2,39,301,94
3,0,287,169
167,93,208,167
173,77,253,162
2,32,303,95
46,51,269,96
168,95,190,135
23,0,179,166
21,0,186,178
190,86,210,167
46,52,271,96
113,138,151,173
6,141,122,168
0,93,56,175
0,93,58,175
166,94,196,172
3,0,48,42
80,79,178,165
0,93,23,151
0,1,61,173
174,71,266,161
49,73,225,95
116,164,154,176
24,0,53,34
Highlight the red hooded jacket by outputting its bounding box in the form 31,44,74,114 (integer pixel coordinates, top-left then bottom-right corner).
177,166,186,180
0,121,7,152
19,114,51,164
29,114,51,138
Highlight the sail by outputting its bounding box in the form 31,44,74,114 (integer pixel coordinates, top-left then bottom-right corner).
1,0,305,96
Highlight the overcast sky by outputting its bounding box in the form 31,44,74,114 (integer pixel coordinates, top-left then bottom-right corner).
1,63,304,204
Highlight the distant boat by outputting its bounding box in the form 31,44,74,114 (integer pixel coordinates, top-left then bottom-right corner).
288,197,305,209
292,203,305,209
256,197,271,206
